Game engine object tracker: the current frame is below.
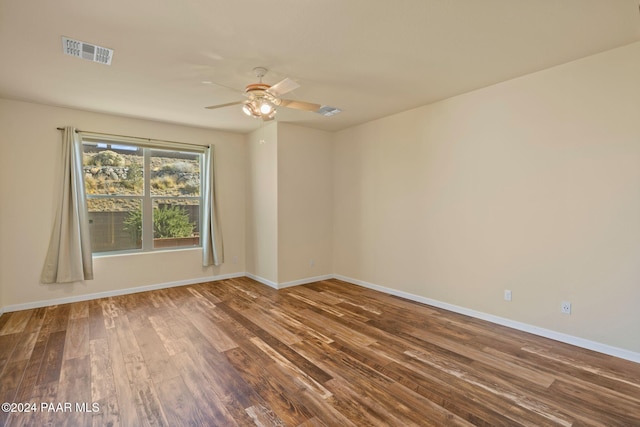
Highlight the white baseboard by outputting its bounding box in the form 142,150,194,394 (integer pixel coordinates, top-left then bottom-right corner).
334,274,640,364
244,273,333,289
1,272,245,313
245,273,279,289
278,274,334,289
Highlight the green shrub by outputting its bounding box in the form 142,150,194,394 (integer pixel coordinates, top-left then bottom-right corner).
123,209,142,242
87,150,124,167
122,162,143,191
162,161,195,173
154,205,194,238
123,205,194,241
84,175,98,193
151,176,177,190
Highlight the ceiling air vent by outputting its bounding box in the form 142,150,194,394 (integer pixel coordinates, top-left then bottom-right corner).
316,105,342,117
62,37,113,65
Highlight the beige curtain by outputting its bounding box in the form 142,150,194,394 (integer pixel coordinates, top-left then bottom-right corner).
41,127,93,283
201,145,224,266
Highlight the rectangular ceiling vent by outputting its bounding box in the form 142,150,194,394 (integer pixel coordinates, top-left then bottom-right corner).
316,105,342,117
62,37,113,65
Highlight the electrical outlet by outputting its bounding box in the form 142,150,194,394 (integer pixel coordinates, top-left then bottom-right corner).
561,301,572,314
504,290,512,301
309,259,315,268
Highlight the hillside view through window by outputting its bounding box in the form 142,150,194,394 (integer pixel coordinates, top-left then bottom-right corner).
83,140,202,254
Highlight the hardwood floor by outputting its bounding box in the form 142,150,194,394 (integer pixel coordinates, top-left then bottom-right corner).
0,277,638,426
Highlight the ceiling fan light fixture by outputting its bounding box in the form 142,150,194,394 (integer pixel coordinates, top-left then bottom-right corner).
265,109,277,120
242,102,262,118
259,100,274,115
242,103,254,117
242,97,277,119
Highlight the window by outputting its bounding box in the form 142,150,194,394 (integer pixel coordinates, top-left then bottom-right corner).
82,138,202,254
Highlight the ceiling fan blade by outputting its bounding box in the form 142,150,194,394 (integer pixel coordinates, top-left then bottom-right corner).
279,99,322,112
203,80,247,96
267,78,300,97
205,101,244,110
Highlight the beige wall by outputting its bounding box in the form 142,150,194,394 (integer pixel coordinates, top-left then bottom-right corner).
245,123,279,283
333,41,640,353
245,123,333,285
0,99,246,307
277,123,333,283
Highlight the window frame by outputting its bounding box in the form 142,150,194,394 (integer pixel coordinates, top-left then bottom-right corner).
82,136,204,256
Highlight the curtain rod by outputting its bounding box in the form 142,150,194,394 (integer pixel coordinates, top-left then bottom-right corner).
56,127,208,149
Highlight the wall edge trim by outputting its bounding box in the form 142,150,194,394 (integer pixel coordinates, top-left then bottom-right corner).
245,273,279,289
278,274,334,289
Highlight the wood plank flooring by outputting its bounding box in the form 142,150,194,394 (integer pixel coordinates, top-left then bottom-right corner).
0,277,639,426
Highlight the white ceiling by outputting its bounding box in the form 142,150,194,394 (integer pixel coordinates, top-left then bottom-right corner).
1,1,639,134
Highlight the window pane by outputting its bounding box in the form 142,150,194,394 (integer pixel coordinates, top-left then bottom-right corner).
87,198,142,252
153,199,200,249
83,143,144,196
150,150,200,197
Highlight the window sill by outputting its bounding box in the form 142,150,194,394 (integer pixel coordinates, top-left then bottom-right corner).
92,246,201,258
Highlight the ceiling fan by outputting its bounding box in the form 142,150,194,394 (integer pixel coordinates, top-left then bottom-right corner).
205,67,339,121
